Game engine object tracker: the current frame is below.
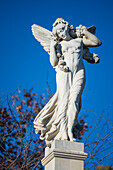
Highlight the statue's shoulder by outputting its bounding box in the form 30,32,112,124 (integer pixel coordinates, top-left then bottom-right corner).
59,41,67,47
70,38,83,46
73,37,82,42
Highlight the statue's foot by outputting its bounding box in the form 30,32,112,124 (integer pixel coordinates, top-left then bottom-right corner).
68,130,76,142
61,132,68,140
57,137,68,140
70,138,76,142
56,131,68,140
61,136,68,140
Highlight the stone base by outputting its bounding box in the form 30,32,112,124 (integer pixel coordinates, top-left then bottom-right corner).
42,140,87,170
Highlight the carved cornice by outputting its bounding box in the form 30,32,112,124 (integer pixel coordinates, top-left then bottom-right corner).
42,149,87,166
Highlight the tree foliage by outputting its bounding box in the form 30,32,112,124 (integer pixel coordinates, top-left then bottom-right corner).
0,88,113,169
96,165,113,170
0,88,47,169
84,104,113,169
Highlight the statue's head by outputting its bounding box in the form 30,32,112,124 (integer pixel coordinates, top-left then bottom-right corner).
52,18,71,41
52,18,76,41
53,18,69,28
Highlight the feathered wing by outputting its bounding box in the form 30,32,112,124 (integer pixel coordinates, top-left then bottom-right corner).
31,24,52,54
87,25,96,34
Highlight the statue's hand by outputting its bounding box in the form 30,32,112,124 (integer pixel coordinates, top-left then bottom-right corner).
80,26,87,35
51,37,58,48
76,25,87,38
59,59,66,66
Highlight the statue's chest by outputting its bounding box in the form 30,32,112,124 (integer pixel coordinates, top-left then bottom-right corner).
61,39,82,54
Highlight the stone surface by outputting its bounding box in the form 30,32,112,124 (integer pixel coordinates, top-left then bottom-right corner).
42,140,87,170
32,18,102,146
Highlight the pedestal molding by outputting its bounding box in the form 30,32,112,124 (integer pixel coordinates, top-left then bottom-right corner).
42,149,87,166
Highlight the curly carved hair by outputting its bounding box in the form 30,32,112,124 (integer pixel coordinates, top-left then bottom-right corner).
52,18,76,41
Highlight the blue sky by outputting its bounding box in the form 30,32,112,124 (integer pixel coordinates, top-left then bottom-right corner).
0,0,113,114
1,0,113,110
0,0,113,167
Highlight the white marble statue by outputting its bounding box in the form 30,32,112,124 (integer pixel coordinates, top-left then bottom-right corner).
32,18,102,146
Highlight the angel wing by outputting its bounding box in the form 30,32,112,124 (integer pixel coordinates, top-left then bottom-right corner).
87,26,96,34
31,24,52,54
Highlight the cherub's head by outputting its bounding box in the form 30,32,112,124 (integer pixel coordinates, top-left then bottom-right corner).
52,18,76,41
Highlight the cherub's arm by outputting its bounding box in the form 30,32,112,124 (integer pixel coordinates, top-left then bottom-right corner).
50,39,59,67
82,27,102,47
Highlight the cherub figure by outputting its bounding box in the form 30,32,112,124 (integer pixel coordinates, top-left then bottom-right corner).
32,18,102,146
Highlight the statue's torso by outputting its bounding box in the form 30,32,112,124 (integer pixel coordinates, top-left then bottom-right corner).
60,38,84,72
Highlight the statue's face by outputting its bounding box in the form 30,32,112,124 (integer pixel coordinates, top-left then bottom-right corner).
56,23,69,40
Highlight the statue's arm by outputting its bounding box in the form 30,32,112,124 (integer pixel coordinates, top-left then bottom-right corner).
50,39,58,67
82,28,102,47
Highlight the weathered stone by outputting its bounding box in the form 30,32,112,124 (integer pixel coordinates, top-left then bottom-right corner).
32,18,102,146
42,140,87,170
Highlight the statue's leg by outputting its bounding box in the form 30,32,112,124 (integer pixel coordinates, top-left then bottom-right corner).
67,98,79,141
54,70,70,140
67,69,85,141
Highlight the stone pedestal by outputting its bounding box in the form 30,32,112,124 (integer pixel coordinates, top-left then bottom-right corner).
42,140,87,170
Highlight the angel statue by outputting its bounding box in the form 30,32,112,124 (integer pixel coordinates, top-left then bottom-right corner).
32,18,102,146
